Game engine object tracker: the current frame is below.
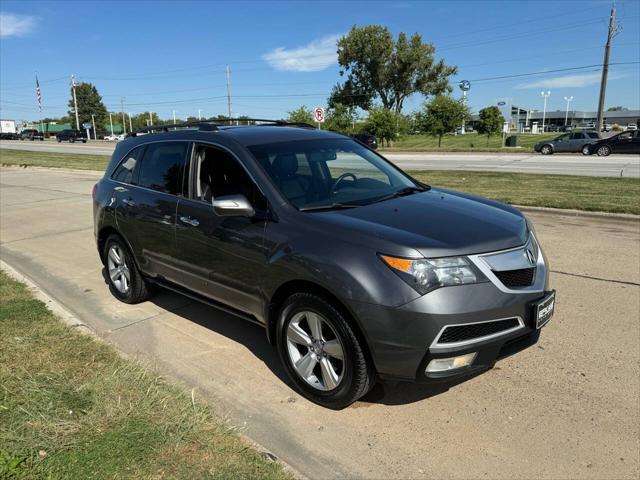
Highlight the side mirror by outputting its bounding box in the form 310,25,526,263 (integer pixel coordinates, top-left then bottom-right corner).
212,194,255,217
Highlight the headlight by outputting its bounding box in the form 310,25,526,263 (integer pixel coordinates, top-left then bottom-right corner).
380,254,488,294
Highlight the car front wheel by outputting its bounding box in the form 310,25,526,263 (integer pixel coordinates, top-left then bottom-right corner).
582,144,591,155
540,144,553,155
597,145,611,156
104,234,154,304
277,293,374,409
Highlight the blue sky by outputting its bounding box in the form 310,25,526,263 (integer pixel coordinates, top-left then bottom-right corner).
1,0,639,122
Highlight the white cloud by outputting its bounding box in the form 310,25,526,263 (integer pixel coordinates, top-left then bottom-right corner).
0,13,36,38
515,72,625,90
263,34,340,72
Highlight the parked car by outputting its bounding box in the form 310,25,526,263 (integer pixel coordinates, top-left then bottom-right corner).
104,134,119,141
626,123,638,131
546,125,560,132
20,129,44,141
351,133,377,149
56,129,87,143
93,120,554,409
559,125,573,132
587,130,640,156
534,130,601,155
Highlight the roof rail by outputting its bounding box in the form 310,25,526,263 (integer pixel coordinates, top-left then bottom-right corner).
130,118,315,136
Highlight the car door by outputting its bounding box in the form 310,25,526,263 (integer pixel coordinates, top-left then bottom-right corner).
174,144,270,318
611,132,635,153
114,141,190,281
553,133,572,152
567,132,586,152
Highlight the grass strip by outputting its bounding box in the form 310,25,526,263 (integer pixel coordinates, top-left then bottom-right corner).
0,270,291,480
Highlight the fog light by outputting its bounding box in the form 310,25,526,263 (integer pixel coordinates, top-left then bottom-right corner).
426,352,477,373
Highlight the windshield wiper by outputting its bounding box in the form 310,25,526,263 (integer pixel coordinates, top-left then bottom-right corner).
299,203,363,212
366,186,428,205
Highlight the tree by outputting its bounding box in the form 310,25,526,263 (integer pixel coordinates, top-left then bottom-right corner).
68,82,108,131
286,106,315,125
363,107,401,147
416,95,469,147
477,106,504,146
329,25,457,114
324,103,357,134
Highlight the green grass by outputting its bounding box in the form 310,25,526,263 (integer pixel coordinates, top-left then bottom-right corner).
0,270,291,480
0,149,108,171
408,170,640,215
382,133,558,152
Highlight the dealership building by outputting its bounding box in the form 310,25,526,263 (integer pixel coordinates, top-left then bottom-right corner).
472,100,640,132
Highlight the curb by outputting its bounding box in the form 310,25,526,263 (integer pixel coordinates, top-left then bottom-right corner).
0,259,96,336
0,258,307,480
515,205,640,222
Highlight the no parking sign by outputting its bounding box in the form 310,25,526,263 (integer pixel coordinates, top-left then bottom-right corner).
313,106,325,123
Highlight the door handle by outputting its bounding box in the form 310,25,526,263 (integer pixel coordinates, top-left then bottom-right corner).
161,215,172,226
179,216,200,227
114,186,128,192
122,198,136,207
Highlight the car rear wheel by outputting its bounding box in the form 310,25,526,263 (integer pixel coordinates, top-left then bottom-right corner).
582,144,591,155
540,144,553,155
57,138,62,143
277,293,374,409
104,234,154,304
597,145,611,156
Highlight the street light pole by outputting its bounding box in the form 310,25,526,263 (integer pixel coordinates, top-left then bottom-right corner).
540,91,551,133
71,75,80,130
173,110,177,124
563,96,574,126
109,112,114,136
128,113,133,133
91,114,96,140
198,109,202,120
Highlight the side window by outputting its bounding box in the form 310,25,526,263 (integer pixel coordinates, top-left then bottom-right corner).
138,142,189,195
195,145,267,211
586,132,600,139
112,146,145,184
570,132,585,140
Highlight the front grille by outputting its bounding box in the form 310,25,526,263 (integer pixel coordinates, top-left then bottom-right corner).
438,318,521,344
493,267,535,288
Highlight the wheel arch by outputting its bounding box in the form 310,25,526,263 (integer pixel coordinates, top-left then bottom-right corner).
97,226,139,270
266,279,377,373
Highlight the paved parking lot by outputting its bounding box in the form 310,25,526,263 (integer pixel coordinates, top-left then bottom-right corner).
1,166,638,479
2,139,639,177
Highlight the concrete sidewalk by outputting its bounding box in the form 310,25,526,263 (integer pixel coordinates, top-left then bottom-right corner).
1,166,638,479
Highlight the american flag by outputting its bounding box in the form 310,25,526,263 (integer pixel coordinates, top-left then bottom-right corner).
35,75,42,112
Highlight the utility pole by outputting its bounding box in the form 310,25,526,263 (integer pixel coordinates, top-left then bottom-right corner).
109,112,114,135
564,96,574,126
120,97,126,134
198,109,202,120
540,91,551,133
226,65,232,119
173,110,177,124
91,114,97,140
128,113,133,133
596,4,621,133
71,75,80,130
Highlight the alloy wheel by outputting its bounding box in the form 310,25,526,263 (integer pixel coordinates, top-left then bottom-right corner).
107,245,130,293
286,310,345,391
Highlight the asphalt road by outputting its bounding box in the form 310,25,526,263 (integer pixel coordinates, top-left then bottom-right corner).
1,139,639,177
1,166,639,479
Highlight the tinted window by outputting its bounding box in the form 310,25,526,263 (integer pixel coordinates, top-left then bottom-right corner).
617,132,632,141
112,145,145,184
586,132,600,139
570,132,585,140
138,142,189,195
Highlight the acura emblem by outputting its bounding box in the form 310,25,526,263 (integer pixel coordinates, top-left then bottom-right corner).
525,248,536,265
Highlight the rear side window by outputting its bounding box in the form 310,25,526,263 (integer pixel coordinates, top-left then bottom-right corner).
138,142,189,195
112,145,145,184
570,132,585,140
586,132,599,139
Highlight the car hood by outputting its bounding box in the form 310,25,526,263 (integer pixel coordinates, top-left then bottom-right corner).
312,188,528,257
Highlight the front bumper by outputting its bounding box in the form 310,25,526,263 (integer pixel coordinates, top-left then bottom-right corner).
349,236,552,382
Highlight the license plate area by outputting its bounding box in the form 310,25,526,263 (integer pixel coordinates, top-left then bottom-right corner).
534,290,555,329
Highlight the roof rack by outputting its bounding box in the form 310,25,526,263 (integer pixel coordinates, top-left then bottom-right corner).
130,118,315,136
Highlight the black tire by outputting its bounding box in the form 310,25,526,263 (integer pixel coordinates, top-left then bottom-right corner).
581,144,591,155
103,234,154,304
540,144,553,155
597,145,611,157
276,292,374,409
82,140,87,143
70,138,75,143
57,138,62,143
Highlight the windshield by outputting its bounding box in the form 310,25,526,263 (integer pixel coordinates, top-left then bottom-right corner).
248,138,417,210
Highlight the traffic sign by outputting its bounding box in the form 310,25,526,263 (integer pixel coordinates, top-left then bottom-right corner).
313,106,325,123
458,80,471,91
82,123,92,129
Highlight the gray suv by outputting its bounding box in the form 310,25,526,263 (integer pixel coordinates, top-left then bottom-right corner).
535,130,600,155
93,120,555,409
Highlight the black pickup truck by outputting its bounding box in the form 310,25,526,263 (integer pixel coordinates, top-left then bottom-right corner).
20,129,44,141
56,129,87,143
